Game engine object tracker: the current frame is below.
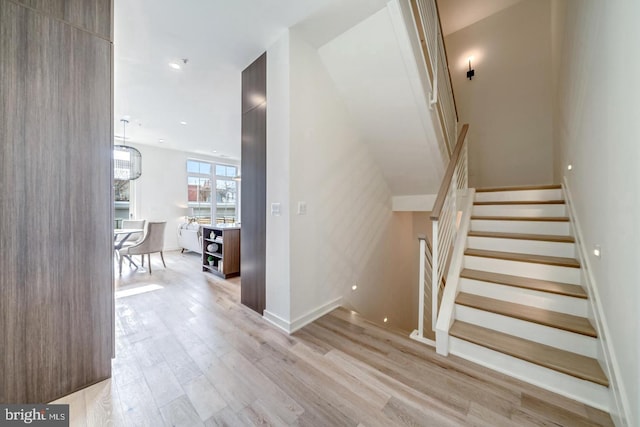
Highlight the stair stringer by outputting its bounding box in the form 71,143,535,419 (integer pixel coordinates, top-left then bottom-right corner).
433,190,475,355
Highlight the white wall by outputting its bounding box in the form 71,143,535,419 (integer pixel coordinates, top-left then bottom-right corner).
130,143,239,251
552,1,640,424
317,5,447,195
287,29,395,324
265,31,292,324
445,0,554,188
264,27,428,333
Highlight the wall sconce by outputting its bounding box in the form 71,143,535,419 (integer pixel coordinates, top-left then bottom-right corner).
467,56,475,80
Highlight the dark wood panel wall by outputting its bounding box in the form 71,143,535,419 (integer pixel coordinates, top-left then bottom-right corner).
14,0,111,38
241,53,267,314
0,0,113,403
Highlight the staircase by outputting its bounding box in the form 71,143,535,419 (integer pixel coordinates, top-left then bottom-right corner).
446,184,610,410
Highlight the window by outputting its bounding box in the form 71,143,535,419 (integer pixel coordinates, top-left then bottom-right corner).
215,164,237,221
187,160,238,224
215,164,237,178
114,180,130,223
187,160,213,222
114,180,130,202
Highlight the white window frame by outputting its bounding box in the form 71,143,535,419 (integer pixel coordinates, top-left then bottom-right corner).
187,159,239,223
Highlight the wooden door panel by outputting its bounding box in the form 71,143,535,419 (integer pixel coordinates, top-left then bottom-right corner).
240,53,267,314
0,1,113,403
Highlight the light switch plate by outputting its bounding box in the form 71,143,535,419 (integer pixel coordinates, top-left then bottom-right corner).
271,203,281,216
297,201,307,215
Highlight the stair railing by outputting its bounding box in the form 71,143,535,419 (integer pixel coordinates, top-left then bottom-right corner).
430,124,469,329
413,125,468,345
417,236,433,340
410,0,458,155
407,0,468,344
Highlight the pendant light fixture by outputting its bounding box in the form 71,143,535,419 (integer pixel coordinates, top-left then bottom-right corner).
114,118,142,181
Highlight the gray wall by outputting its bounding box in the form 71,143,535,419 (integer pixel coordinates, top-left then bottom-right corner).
552,1,640,424
0,0,113,403
445,0,554,188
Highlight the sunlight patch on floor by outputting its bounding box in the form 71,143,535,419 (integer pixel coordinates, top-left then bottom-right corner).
115,284,163,299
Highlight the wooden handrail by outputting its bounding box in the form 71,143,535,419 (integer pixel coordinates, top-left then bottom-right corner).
430,124,469,221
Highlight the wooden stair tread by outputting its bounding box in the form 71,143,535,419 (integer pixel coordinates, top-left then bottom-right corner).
464,248,580,268
460,269,587,298
449,321,608,386
476,184,562,192
474,200,565,205
468,231,575,243
455,292,596,337
471,215,569,222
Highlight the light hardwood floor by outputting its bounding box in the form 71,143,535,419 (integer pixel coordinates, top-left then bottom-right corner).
52,251,613,426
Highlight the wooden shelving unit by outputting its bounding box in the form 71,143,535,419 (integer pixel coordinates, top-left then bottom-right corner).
202,225,240,279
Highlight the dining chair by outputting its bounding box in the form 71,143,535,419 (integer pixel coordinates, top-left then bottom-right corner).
118,221,167,274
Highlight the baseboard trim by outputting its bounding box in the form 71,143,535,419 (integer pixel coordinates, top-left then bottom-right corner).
563,178,631,427
263,297,344,334
409,330,435,347
262,310,291,334
290,297,343,333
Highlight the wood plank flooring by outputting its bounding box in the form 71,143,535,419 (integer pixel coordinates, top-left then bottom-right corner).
465,248,581,268
456,292,597,337
467,230,576,243
460,268,587,298
473,200,566,205
471,216,570,222
52,251,613,426
449,321,608,386
475,184,562,192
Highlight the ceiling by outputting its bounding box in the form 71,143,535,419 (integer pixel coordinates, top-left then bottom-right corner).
115,1,527,159
436,0,525,36
114,0,340,159
319,7,446,195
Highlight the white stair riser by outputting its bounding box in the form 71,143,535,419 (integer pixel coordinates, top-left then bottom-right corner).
464,255,581,284
474,189,563,203
471,219,570,235
459,278,588,317
472,204,566,217
454,305,597,358
467,236,575,258
449,337,608,411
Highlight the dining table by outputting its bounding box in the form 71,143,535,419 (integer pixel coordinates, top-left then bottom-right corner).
114,228,144,268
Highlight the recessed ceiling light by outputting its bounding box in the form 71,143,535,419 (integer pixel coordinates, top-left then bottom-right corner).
158,139,165,143
180,121,187,125
383,317,388,323
213,150,217,153
351,285,357,291
169,62,181,70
